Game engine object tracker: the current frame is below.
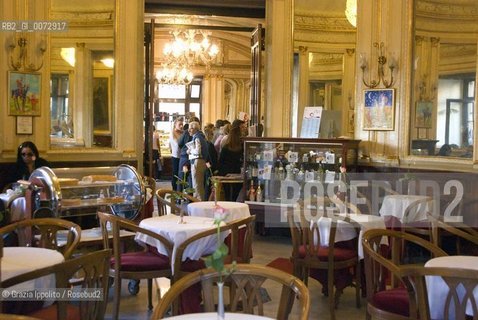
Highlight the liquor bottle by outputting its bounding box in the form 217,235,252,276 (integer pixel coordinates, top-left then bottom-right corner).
256,184,263,202
277,162,285,180
252,163,258,178
248,181,256,201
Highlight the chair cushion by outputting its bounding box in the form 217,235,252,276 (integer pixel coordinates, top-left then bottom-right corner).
298,244,357,261
111,251,170,272
371,287,410,317
28,303,81,320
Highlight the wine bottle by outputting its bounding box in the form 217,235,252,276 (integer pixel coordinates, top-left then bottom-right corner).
248,181,256,201
256,184,263,202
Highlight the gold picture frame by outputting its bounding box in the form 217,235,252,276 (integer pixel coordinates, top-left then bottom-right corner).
363,88,395,130
8,71,41,116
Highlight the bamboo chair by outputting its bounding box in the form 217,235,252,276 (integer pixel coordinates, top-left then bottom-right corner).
1,249,111,320
287,196,362,320
151,264,310,320
97,211,173,320
362,229,448,320
409,265,478,320
155,188,199,216
0,218,81,259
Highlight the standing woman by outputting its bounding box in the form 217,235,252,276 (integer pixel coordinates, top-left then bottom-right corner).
169,117,184,191
218,126,243,201
13,141,50,182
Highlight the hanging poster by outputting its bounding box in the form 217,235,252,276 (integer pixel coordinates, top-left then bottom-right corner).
300,106,323,138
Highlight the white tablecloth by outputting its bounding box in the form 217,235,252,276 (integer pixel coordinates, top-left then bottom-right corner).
379,195,431,223
314,213,386,259
187,201,250,222
425,256,478,319
136,215,226,273
1,247,65,306
167,312,273,319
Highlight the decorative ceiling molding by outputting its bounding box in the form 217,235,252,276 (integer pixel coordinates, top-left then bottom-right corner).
50,11,113,25
417,0,478,20
295,14,355,32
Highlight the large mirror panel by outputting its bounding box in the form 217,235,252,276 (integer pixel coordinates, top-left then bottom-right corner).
411,0,478,158
49,0,115,148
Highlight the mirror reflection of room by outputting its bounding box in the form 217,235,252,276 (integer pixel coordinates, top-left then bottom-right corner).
49,0,115,149
411,0,477,158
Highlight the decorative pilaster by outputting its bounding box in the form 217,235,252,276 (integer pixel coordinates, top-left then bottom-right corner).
264,0,294,137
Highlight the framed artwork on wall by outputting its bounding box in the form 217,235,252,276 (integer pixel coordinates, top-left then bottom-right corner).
363,88,395,130
415,101,433,128
16,116,33,135
93,76,112,134
8,71,41,116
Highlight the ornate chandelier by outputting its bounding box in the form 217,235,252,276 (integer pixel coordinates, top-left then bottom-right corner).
156,29,220,85
345,0,357,27
155,63,193,86
163,29,219,67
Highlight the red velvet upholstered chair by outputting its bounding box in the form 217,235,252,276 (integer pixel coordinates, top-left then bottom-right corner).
97,212,173,320
362,229,448,320
287,197,362,320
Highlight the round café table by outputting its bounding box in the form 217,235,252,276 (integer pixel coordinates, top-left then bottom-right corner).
136,215,227,274
425,255,478,319
166,312,273,319
1,247,65,306
187,201,250,222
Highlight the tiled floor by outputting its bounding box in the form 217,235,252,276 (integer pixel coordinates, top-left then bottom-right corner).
103,181,367,319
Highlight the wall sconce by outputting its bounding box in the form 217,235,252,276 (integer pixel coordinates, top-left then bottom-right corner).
360,42,397,88
8,35,46,72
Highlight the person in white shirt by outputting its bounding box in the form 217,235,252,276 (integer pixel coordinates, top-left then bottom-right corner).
187,121,209,200
169,117,184,190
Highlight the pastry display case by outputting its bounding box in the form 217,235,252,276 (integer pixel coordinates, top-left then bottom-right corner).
28,165,145,222
242,137,361,231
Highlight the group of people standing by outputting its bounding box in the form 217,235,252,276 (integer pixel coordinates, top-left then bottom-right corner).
168,117,247,201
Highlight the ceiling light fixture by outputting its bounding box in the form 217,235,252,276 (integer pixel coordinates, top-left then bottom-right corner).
345,0,357,28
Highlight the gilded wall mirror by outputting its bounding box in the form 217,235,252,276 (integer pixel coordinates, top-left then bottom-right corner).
411,0,478,158
49,0,115,148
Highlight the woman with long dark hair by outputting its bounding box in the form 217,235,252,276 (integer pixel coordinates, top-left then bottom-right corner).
13,141,50,181
218,125,243,201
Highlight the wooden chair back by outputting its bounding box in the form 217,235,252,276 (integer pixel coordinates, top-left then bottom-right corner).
1,249,111,320
152,264,310,320
0,218,81,259
155,188,199,216
97,211,173,319
173,215,255,280
428,214,478,255
362,229,448,319
410,266,478,320
288,197,362,320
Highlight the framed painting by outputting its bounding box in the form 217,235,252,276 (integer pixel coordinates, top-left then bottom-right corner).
8,71,41,116
93,76,112,134
363,88,395,130
415,101,433,128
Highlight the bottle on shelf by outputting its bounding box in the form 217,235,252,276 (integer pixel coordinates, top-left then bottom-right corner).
277,161,285,180
251,163,258,178
256,184,263,202
247,180,256,201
